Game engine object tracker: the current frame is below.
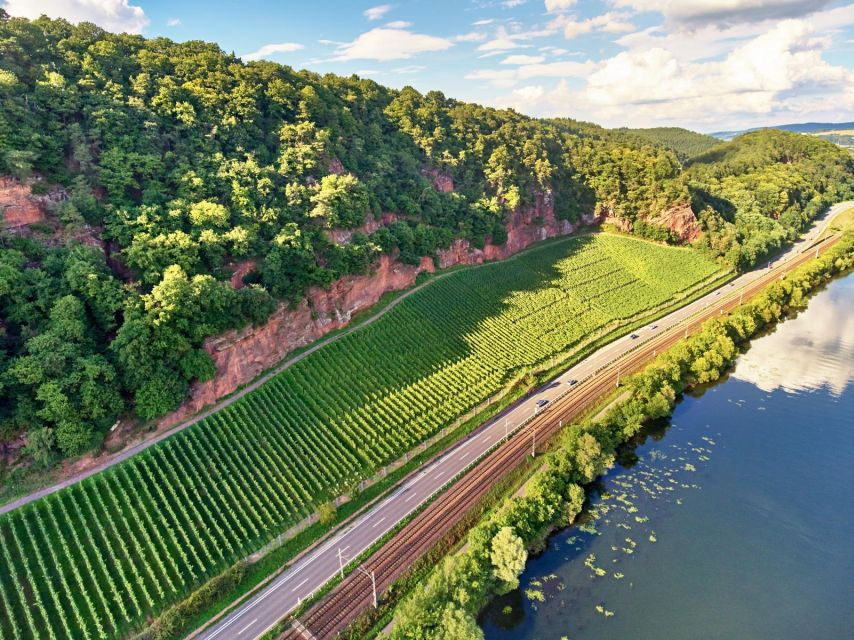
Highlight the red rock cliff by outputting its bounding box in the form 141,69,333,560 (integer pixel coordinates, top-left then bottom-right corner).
160,192,598,427
0,177,48,228
649,203,702,243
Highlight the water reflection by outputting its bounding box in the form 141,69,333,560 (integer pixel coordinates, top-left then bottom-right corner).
731,281,854,396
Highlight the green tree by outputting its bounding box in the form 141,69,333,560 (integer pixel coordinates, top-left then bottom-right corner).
189,200,230,229
309,174,370,228
439,605,484,640
25,427,55,467
490,526,527,593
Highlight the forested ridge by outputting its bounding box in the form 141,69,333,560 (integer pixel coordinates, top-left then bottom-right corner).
0,12,851,468
614,126,720,161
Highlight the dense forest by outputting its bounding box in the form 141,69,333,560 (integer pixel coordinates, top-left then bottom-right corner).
616,126,720,161
0,12,851,466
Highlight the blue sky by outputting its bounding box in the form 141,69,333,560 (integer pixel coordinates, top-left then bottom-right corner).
5,0,854,131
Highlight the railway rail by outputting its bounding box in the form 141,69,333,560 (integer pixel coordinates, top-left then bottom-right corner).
276,232,842,640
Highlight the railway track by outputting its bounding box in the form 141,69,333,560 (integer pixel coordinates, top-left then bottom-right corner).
278,234,842,640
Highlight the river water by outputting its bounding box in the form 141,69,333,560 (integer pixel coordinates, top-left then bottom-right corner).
480,272,854,640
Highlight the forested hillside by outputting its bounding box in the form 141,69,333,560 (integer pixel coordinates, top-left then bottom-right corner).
614,126,720,161
685,130,852,269
0,12,851,468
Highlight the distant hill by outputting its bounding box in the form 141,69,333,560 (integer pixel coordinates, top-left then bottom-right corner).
614,126,720,161
711,122,854,140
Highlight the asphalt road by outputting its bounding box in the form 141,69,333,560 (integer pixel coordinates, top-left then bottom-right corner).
196,201,852,640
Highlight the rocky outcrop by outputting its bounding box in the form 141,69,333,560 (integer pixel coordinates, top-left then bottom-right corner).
160,191,600,428
0,177,48,228
325,212,399,244
422,168,454,194
604,202,701,244
649,202,702,243
604,215,633,233
229,259,257,289
326,157,346,176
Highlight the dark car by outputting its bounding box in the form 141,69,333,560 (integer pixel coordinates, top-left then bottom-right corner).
568,379,578,386
630,333,639,339
536,398,549,408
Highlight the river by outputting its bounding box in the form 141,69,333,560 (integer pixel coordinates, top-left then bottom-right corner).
480,272,854,640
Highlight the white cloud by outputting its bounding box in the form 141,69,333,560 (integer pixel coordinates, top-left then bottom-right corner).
503,0,528,7
616,3,854,62
364,4,393,20
465,68,519,87
482,12,853,129
385,20,411,28
242,42,304,61
3,0,148,33
517,59,595,78
561,19,593,39
501,54,546,64
166,17,180,27
553,11,636,40
333,27,453,61
466,58,594,86
613,0,832,28
579,19,853,126
544,0,576,12
477,24,558,54
473,18,495,25
393,64,426,73
513,85,546,101
455,31,488,42
478,29,530,53
491,79,574,111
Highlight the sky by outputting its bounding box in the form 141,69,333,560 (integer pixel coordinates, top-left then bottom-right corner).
4,0,854,132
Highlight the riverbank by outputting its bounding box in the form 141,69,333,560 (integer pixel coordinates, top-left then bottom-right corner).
380,232,854,640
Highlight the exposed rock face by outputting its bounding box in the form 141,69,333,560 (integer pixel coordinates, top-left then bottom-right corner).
326,157,346,175
604,202,701,244
0,177,48,228
229,259,257,289
160,191,599,428
650,202,702,243
422,168,454,194
325,212,399,244
604,215,633,233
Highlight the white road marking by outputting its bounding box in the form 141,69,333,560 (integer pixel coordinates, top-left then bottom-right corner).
405,492,417,502
372,516,386,528
434,471,444,479
292,578,308,592
459,452,469,460
238,619,257,635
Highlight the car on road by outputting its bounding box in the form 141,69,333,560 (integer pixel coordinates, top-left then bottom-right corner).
568,378,578,386
649,324,658,330
536,398,549,408
630,333,639,339
715,290,721,295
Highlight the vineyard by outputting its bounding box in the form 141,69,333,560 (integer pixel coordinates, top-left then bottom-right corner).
0,234,725,639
